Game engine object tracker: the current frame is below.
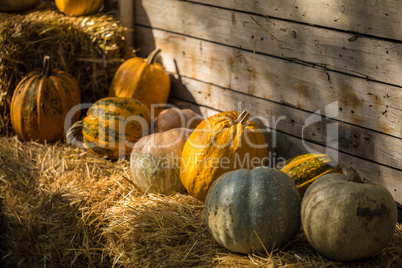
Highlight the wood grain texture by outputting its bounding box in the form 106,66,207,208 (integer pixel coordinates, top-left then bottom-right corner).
135,27,401,137
181,0,402,41
169,97,402,204
134,0,402,203
169,76,401,169
136,0,402,86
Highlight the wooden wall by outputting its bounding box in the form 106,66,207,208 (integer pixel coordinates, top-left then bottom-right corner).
131,0,401,202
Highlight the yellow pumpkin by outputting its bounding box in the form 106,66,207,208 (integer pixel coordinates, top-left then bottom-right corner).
180,110,268,202
55,0,104,16
10,56,81,143
109,49,171,117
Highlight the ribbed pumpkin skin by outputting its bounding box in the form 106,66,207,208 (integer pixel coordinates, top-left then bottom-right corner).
130,128,192,195
205,167,301,254
83,97,151,159
278,153,342,195
55,0,104,16
301,172,397,261
180,111,268,202
109,49,170,117
0,0,41,12
10,58,81,143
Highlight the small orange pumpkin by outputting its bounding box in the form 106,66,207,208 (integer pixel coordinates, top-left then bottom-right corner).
55,0,104,16
109,49,171,117
11,55,81,143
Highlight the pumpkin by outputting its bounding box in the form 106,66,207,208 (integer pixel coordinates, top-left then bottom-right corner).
82,97,151,159
10,55,81,143
0,0,41,12
205,167,301,254
130,128,192,195
180,110,268,202
109,49,170,117
154,108,202,133
55,0,104,16
301,168,397,261
277,153,343,195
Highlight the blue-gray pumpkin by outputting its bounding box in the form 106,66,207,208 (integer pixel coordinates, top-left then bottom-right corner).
205,166,301,254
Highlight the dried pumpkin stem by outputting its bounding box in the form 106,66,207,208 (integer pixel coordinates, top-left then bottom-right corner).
66,120,86,148
147,48,162,64
346,167,364,183
235,110,250,124
42,55,52,77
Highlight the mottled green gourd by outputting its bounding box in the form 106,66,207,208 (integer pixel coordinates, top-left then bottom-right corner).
277,153,343,195
82,97,151,159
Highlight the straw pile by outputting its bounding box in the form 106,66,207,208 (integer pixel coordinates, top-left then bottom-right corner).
0,1,134,132
0,135,401,267
0,135,132,267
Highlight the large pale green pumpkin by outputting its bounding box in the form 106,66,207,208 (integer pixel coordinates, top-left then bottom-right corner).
301,168,397,261
205,167,301,254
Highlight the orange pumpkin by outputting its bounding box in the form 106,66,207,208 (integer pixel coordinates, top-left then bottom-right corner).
109,49,171,117
10,56,81,143
55,0,104,16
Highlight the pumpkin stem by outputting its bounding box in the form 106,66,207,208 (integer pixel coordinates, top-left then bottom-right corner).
66,120,87,148
235,110,250,124
42,55,52,77
147,48,162,64
346,167,364,183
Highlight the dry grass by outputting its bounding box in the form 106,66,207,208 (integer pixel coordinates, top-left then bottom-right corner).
0,1,134,132
0,136,132,267
0,136,401,267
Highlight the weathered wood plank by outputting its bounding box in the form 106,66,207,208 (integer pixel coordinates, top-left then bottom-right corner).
181,0,402,41
169,97,402,204
136,0,402,86
169,76,402,169
135,27,402,137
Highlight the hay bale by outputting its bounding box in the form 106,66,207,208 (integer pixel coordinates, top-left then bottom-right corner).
0,1,134,133
103,194,402,267
0,135,401,267
0,136,134,267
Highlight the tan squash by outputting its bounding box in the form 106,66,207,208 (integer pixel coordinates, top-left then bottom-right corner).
130,128,192,195
154,108,202,133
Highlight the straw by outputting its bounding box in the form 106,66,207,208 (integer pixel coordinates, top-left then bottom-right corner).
0,136,401,267
0,1,135,133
